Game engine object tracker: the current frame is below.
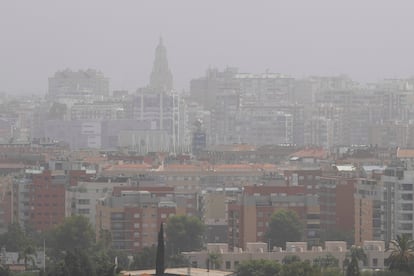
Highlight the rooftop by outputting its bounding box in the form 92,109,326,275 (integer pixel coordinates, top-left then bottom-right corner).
290,148,327,159
121,268,234,276
397,148,414,158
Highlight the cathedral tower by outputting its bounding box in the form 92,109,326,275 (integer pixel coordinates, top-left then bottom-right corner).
149,37,173,92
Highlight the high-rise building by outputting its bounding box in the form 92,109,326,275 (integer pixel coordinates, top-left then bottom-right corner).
117,38,189,153
190,67,239,110
48,69,109,97
381,160,414,242
149,38,173,92
237,107,293,145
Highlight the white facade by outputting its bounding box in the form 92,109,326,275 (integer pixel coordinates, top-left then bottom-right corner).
70,102,125,120
183,241,389,272
381,166,414,242
66,179,131,226
118,130,171,153
129,89,189,153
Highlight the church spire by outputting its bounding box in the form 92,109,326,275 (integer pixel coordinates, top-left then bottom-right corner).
149,37,173,92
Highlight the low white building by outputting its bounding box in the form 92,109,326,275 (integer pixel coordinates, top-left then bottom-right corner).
183,241,389,272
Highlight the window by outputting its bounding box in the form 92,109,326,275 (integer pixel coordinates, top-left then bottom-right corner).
400,223,412,231
373,258,378,267
402,184,413,191
401,214,413,221
111,213,124,220
78,209,90,214
402,194,413,201
112,222,123,230
78,199,90,205
402,204,413,211
134,213,140,218
226,261,231,269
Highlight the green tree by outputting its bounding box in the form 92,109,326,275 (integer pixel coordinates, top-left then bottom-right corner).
373,271,414,276
64,249,96,276
97,229,112,252
167,253,187,268
18,245,37,271
266,209,303,248
280,259,321,276
106,249,129,272
49,216,95,254
320,268,342,276
156,223,165,276
0,264,11,276
93,251,116,276
208,252,222,270
387,234,414,273
282,255,301,265
236,259,281,276
0,223,29,252
313,254,339,269
50,249,96,276
320,228,354,247
344,246,366,276
166,215,205,254
130,246,156,270
45,216,115,276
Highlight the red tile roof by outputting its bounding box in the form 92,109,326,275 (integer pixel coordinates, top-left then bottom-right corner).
290,148,327,159
397,148,414,158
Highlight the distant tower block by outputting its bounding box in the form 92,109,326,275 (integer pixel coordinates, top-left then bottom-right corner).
149,37,173,92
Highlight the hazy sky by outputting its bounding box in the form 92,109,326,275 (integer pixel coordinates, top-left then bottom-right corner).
1,1,414,95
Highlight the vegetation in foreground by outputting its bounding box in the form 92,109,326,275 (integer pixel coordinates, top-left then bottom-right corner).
2,215,414,276
0,215,204,276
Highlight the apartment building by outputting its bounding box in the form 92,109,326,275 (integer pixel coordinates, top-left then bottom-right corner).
318,176,356,236
201,188,242,243
354,178,383,244
381,163,414,242
66,176,131,226
0,176,13,233
227,185,320,250
10,166,96,232
237,109,293,145
13,169,67,232
96,186,199,252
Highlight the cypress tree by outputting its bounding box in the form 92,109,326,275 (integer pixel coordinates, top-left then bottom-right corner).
155,223,165,276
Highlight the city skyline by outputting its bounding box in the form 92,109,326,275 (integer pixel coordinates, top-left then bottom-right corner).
2,1,414,94
4,2,414,275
